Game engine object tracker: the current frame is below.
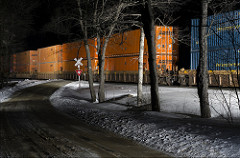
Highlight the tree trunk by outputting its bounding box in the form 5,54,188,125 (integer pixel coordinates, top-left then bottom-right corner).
98,2,124,103
197,0,211,118
98,38,109,102
137,27,145,106
76,0,96,102
0,52,4,88
84,39,97,102
141,0,160,111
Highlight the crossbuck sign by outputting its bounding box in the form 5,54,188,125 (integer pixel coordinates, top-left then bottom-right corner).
74,57,83,69
74,57,83,88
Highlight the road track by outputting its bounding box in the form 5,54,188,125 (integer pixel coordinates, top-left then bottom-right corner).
0,81,169,157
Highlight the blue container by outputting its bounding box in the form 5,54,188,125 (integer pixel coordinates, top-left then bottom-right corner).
191,10,240,70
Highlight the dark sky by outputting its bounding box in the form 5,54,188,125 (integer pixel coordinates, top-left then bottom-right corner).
24,0,201,69
25,0,64,50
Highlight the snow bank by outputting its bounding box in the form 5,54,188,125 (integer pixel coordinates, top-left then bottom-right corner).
0,79,58,103
50,81,240,157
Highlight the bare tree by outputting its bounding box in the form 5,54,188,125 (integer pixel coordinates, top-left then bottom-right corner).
0,0,38,88
76,0,97,102
207,0,240,121
46,0,181,110
137,27,145,106
197,0,211,118
141,0,160,111
46,0,128,103
45,0,97,102
97,1,127,102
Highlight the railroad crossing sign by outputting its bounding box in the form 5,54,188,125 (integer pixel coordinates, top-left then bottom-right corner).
75,69,83,76
74,57,83,69
74,57,83,88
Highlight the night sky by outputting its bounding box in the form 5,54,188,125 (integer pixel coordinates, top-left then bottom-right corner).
25,0,65,50
23,0,202,69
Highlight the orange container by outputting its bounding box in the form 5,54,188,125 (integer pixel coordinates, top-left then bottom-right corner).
105,54,149,72
62,41,82,61
16,51,27,73
81,59,98,72
15,50,38,73
30,51,38,73
105,26,178,72
105,29,147,72
10,54,16,73
105,58,114,71
62,39,98,73
155,26,179,71
38,45,62,73
106,29,145,56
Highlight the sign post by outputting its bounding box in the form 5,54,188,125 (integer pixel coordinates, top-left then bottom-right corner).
74,58,83,88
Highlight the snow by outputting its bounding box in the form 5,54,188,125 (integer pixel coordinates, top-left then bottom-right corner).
50,81,240,157
2,80,240,157
0,79,58,103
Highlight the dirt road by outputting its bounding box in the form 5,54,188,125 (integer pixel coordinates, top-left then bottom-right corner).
0,81,168,157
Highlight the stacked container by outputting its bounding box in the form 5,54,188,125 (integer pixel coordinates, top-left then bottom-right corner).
37,45,62,73
105,29,148,72
191,10,240,70
10,54,16,73
62,41,81,72
155,26,178,71
15,50,38,73
10,25,178,80
105,26,178,72
61,39,98,73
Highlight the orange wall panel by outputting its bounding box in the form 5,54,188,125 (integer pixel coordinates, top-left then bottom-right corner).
61,39,97,72
114,57,138,71
106,30,142,57
81,59,98,72
10,54,16,73
15,51,36,73
38,45,62,73
155,26,178,71
104,55,148,72
29,50,38,73
62,41,82,61
13,26,178,75
105,26,178,72
104,58,114,71
62,61,75,72
38,63,58,73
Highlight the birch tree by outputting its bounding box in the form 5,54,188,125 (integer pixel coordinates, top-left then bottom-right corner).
137,27,145,106
197,0,211,118
45,0,97,102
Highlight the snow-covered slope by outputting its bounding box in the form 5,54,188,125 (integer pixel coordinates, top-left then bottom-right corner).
0,79,57,103
50,81,240,157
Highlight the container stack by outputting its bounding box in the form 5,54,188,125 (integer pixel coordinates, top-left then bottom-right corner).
105,26,178,73
10,54,16,73
37,45,62,73
15,50,38,73
61,39,98,73
191,10,240,71
9,25,178,80
155,26,178,72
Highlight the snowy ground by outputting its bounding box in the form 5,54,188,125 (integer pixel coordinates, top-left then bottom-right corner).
1,80,240,157
0,79,58,103
50,81,240,157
